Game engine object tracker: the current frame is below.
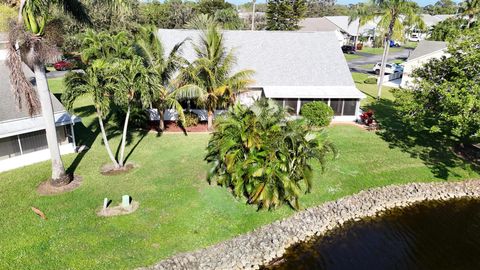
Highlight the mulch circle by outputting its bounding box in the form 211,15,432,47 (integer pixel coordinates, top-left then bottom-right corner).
37,175,83,196
100,162,136,176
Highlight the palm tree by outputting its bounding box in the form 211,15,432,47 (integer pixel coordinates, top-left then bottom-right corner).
134,25,187,131
6,0,91,186
206,98,337,210
458,0,480,28
107,57,153,167
372,0,423,99
348,4,375,50
176,21,254,130
81,30,133,63
63,60,120,168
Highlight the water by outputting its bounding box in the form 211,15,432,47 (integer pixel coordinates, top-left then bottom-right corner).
263,199,480,270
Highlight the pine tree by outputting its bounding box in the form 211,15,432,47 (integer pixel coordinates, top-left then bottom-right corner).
266,0,306,30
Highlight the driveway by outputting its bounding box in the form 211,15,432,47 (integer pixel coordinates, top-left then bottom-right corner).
348,48,413,74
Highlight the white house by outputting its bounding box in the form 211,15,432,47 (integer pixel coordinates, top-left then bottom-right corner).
0,39,80,173
157,29,366,122
400,40,447,88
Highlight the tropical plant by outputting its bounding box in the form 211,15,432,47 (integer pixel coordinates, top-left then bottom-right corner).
348,3,376,49
428,17,472,41
107,56,154,167
6,0,92,186
300,101,334,127
134,25,187,131
372,0,424,99
266,0,307,30
176,20,254,130
394,29,480,146
81,29,133,63
458,0,480,28
205,98,337,210
63,60,120,168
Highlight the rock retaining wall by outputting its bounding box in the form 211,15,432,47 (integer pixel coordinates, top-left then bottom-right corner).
141,180,480,270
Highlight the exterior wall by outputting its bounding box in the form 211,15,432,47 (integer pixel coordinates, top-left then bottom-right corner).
0,125,76,173
401,50,446,88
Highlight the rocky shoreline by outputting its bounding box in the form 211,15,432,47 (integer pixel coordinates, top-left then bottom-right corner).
141,180,480,270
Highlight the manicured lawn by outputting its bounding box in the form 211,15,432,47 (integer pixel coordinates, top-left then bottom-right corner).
351,72,395,105
0,78,478,269
344,53,361,61
358,46,403,55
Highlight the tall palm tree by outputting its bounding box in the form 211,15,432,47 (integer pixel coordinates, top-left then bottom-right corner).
348,4,375,50
63,60,120,168
81,29,133,63
372,0,423,99
134,25,187,131
107,56,153,167
176,21,254,130
459,0,480,28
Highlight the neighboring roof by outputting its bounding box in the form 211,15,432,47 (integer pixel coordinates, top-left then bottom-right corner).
298,17,338,32
407,40,447,61
325,16,359,36
158,29,364,99
421,14,442,28
433,14,454,21
0,60,66,123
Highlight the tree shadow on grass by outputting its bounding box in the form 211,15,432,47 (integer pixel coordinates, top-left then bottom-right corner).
367,99,478,180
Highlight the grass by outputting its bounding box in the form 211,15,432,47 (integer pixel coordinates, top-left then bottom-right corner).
0,4,16,32
344,53,361,61
352,72,395,105
358,46,403,55
0,78,478,269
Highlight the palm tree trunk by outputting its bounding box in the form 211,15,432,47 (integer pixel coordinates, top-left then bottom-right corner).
159,109,165,131
376,38,390,99
33,63,68,185
354,24,360,49
97,108,119,168
119,104,131,167
207,110,214,131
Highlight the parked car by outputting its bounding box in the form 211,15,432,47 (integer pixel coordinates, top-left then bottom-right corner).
341,45,356,54
409,33,421,42
53,56,82,71
389,40,401,47
373,62,404,75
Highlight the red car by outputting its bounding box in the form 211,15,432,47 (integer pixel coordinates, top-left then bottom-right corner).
53,57,81,71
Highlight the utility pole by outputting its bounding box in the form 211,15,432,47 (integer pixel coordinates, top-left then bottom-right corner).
251,0,256,31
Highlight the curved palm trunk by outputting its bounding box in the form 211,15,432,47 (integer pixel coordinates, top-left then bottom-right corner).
33,64,68,185
207,110,214,131
377,18,396,99
158,109,165,131
354,24,360,49
97,108,119,168
119,104,131,167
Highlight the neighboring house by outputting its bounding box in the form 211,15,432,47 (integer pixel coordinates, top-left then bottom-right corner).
157,29,365,122
400,40,447,88
0,40,80,173
408,14,453,41
299,16,377,45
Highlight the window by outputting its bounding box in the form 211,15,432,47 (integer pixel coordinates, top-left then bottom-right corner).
343,99,357,116
330,99,343,116
0,136,21,160
284,99,298,114
272,98,284,107
300,99,314,107
20,130,48,154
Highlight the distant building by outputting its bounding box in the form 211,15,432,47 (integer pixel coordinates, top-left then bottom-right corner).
157,29,365,122
400,40,448,88
0,36,80,172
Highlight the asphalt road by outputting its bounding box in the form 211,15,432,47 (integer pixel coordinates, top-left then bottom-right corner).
348,48,413,74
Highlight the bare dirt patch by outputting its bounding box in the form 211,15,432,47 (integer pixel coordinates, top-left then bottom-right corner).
97,201,139,217
100,163,136,176
37,175,83,196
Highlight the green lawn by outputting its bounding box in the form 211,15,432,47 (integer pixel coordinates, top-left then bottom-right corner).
358,46,403,55
351,72,395,105
344,53,361,61
0,78,478,269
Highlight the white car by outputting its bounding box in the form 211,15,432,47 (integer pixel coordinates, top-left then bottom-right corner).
409,33,421,42
373,62,404,75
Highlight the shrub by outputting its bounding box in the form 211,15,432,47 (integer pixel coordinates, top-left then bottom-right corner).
359,110,374,125
300,101,334,127
182,112,199,127
364,77,377,84
205,98,337,210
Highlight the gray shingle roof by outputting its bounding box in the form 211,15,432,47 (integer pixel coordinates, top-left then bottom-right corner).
0,60,65,123
157,29,356,88
298,17,338,32
408,40,447,61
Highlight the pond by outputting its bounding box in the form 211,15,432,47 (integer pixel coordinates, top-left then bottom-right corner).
262,198,480,270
